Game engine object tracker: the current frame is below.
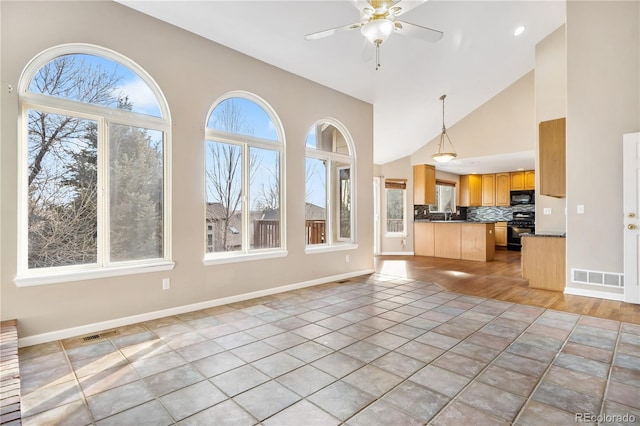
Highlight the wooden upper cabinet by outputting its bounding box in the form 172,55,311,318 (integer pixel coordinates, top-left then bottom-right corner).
481,174,496,206
413,164,436,205
495,173,510,206
459,174,482,206
510,170,535,191
524,170,535,190
539,118,566,197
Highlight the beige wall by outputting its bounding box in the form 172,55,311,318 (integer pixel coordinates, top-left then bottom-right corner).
411,71,536,163
535,25,567,233
565,1,639,295
0,1,374,340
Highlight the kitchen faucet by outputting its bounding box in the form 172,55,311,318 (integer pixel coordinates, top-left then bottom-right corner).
444,206,453,221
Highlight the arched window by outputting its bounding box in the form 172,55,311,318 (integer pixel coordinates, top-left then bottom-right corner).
305,120,356,249
16,44,172,285
204,93,285,262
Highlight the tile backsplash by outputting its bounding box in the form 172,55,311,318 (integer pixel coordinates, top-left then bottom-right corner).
414,204,535,222
467,204,535,222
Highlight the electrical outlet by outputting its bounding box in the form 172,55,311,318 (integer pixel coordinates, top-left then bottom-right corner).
543,208,552,215
162,278,170,290
577,205,585,214
345,255,350,263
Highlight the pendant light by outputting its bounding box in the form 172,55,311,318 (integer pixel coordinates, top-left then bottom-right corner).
432,94,457,163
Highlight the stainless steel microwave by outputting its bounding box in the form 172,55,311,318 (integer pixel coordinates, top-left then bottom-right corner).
510,190,535,205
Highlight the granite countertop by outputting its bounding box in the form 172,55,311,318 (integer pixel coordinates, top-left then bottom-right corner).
521,232,566,238
413,220,497,224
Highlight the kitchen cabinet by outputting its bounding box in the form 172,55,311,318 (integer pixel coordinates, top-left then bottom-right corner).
413,164,436,205
414,222,435,257
481,174,496,206
417,222,494,261
461,223,495,261
434,223,462,259
495,222,507,247
510,170,535,191
525,170,535,190
522,235,566,291
495,173,510,206
539,118,566,197
459,174,482,207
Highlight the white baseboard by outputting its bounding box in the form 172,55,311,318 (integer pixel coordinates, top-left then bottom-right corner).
18,268,375,348
379,252,415,256
564,286,625,301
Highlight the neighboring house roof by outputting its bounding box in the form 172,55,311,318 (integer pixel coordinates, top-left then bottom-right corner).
305,202,326,221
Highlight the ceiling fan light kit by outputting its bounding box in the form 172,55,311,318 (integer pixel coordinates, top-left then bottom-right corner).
432,94,457,163
361,19,394,44
304,0,443,70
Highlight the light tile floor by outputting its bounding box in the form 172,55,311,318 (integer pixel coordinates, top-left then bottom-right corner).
17,274,640,425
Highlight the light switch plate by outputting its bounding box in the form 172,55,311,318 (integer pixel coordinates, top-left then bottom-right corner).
543,208,552,215
577,205,585,214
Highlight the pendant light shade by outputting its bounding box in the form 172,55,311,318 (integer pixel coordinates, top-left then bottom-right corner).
432,94,457,163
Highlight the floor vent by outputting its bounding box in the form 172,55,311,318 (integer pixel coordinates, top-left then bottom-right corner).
572,268,624,288
336,279,350,284
81,330,119,343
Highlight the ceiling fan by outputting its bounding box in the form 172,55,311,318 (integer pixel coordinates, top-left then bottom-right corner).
304,0,443,70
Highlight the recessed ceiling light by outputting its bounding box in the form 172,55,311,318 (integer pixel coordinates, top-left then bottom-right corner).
514,26,526,36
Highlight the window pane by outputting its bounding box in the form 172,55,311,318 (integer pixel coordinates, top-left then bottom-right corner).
337,165,351,240
305,157,326,245
249,147,280,250
208,98,278,141
429,184,456,213
206,141,243,252
306,123,349,154
27,110,98,268
386,189,405,233
28,54,161,117
109,125,163,261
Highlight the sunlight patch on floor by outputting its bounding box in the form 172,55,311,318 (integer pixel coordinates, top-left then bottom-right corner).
379,260,408,278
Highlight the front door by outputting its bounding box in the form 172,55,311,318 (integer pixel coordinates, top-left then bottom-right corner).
623,132,640,304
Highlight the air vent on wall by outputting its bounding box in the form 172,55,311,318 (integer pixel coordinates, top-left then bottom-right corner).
572,268,624,288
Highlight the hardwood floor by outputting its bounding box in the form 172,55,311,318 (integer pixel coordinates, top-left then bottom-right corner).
374,249,640,324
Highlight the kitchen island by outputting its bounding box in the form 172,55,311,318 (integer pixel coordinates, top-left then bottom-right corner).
521,233,566,291
414,221,495,261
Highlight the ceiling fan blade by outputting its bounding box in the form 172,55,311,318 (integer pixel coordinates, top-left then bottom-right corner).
388,0,428,17
394,21,443,43
304,22,362,41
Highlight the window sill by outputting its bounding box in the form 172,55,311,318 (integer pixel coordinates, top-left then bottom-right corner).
305,243,359,255
14,260,176,287
203,250,288,266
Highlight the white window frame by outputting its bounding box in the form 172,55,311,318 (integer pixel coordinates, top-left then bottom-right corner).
203,91,287,265
305,118,357,254
385,187,407,237
15,44,173,287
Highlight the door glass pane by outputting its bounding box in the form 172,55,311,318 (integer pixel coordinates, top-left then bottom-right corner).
109,125,163,261
249,147,280,250
386,188,405,233
205,141,243,253
305,157,327,245
27,110,98,268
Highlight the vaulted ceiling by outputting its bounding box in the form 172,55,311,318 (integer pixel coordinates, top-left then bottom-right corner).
118,0,566,170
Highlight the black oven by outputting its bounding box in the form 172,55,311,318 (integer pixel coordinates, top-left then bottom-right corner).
507,211,535,251
510,190,535,206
